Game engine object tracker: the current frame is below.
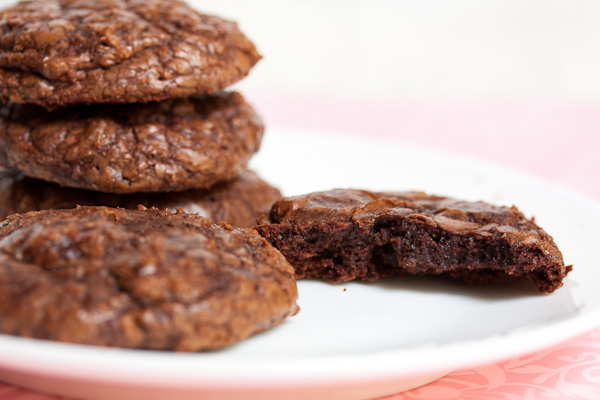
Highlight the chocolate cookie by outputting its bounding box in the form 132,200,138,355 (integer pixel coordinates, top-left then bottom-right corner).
0,206,298,350
0,0,261,109
0,91,263,193
255,189,569,293
0,169,281,228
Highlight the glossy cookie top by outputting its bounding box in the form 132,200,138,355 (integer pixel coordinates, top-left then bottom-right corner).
0,91,263,193
0,206,298,350
268,189,560,249
0,0,261,108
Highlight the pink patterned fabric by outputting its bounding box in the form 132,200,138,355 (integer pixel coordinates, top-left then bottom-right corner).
390,329,600,400
392,329,600,400
2,329,600,400
0,95,599,399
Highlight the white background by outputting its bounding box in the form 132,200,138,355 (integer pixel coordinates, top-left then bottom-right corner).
194,0,600,103
0,0,597,103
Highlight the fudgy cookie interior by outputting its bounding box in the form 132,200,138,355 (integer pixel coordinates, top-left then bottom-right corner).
255,189,568,293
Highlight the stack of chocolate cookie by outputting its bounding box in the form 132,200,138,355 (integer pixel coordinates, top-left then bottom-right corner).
0,0,279,227
0,0,300,352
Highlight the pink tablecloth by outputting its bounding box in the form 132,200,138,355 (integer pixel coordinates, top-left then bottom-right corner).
1,95,599,399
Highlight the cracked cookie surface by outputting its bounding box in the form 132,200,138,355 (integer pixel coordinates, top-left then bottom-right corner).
0,206,298,350
0,0,261,108
255,189,569,293
0,169,281,228
0,91,263,193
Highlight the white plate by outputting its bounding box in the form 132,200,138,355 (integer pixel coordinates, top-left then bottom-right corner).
1,127,599,400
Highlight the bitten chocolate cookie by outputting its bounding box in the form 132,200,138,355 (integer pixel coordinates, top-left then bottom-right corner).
0,91,263,193
255,189,569,293
0,169,281,228
0,0,261,109
0,206,298,350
